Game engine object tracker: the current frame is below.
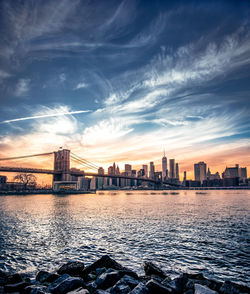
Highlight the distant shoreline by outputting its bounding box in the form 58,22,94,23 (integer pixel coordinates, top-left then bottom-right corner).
0,187,250,195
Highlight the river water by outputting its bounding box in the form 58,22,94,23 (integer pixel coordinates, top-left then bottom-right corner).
0,190,249,285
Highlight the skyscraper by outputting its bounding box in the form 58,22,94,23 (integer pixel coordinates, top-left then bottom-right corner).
194,161,207,183
169,159,175,179
240,167,247,180
125,164,132,176
142,164,148,178
149,162,155,179
162,152,167,180
98,167,104,175
176,163,179,180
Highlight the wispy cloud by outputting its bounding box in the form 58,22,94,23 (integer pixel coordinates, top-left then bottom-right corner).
59,73,66,82
1,109,90,124
0,70,11,79
15,79,30,96
74,82,88,90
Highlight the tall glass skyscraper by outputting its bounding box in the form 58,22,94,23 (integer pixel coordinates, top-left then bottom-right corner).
162,152,167,180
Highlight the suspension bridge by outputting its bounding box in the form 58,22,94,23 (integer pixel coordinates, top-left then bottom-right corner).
0,148,180,189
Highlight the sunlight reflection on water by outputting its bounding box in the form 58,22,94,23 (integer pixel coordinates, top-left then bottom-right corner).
0,190,249,285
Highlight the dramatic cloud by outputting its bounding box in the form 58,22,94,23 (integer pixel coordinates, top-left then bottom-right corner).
0,0,249,181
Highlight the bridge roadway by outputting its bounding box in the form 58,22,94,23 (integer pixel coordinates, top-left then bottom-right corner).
0,166,180,186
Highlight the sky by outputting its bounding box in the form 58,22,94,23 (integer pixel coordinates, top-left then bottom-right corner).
0,0,250,181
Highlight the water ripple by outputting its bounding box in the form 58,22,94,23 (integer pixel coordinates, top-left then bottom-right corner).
0,190,249,286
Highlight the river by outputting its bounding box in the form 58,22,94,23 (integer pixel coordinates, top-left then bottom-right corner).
0,190,249,285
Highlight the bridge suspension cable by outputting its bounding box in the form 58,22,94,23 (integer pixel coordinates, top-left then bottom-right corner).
71,152,99,170
0,152,54,161
70,155,99,171
71,156,97,170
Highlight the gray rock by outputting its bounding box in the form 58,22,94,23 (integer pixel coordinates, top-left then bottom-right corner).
187,274,205,280
194,284,218,294
51,277,85,294
138,276,151,284
24,284,48,294
0,270,8,286
88,273,97,281
185,280,195,291
36,271,59,284
184,290,194,294
119,275,138,289
143,262,167,280
96,271,120,290
117,270,139,280
110,280,131,294
129,282,149,294
67,287,90,294
6,273,23,284
207,280,222,292
86,280,97,293
47,274,71,292
166,273,189,294
81,255,135,280
58,261,85,277
219,281,241,294
96,268,107,276
94,290,110,294
146,279,173,294
4,281,30,292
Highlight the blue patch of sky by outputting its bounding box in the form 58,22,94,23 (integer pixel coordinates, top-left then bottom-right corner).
0,0,250,145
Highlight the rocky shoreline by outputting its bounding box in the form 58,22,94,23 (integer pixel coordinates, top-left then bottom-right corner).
0,255,249,294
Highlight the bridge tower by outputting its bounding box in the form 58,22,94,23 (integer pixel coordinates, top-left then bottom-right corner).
53,149,71,181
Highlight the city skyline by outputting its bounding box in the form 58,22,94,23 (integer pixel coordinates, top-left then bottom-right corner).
0,0,250,179
0,148,248,187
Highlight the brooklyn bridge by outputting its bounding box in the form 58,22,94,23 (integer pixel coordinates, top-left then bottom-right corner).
0,148,181,190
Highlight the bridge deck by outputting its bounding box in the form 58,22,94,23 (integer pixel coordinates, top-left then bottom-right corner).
0,166,180,186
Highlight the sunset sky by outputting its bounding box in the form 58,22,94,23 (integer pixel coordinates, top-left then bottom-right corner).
0,0,250,182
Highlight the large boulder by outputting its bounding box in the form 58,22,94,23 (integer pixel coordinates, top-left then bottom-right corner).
24,284,48,294
0,270,8,286
51,277,86,294
143,262,167,280
4,281,30,292
6,273,23,284
194,284,218,294
146,279,173,294
117,270,139,280
47,274,71,292
110,280,131,294
166,273,189,293
95,270,120,290
119,275,139,289
86,280,97,293
220,280,250,294
129,282,149,294
58,261,85,277
36,270,59,284
96,268,107,277
81,255,136,280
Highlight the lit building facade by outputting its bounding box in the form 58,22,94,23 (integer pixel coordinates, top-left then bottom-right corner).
169,159,175,179
149,162,155,179
142,164,148,178
194,161,207,183
162,154,167,180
